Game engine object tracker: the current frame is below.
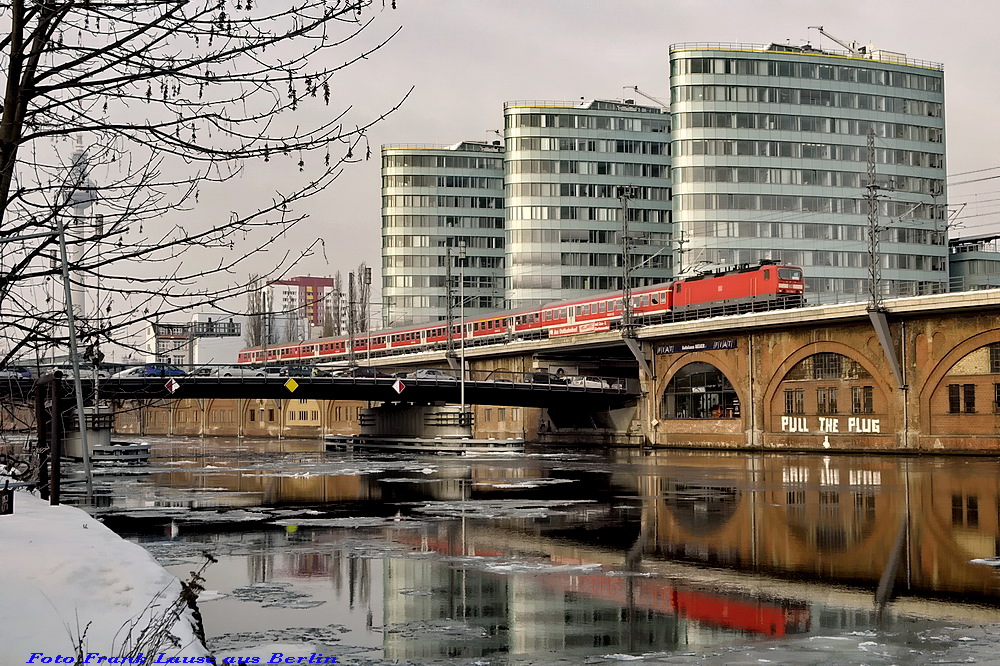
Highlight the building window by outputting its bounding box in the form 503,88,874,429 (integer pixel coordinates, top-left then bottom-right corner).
288,411,296,421
498,408,506,421
991,344,1000,373
952,494,980,527
784,389,805,415
948,384,976,413
299,410,308,421
249,410,256,422
268,409,275,422
816,387,838,414
994,384,1000,413
662,362,740,419
852,386,874,414
811,353,842,379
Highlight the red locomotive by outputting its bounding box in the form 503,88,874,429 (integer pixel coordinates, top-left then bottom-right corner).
237,261,804,365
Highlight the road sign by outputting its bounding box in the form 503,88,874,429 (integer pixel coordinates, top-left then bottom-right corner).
393,379,405,394
285,378,299,393
165,378,180,394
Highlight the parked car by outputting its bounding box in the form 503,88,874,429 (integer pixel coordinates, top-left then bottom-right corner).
211,365,265,377
524,372,567,385
406,368,457,381
141,362,186,377
110,366,147,379
110,363,185,378
0,365,31,379
278,365,312,377
334,366,394,378
53,365,111,380
566,376,612,389
260,366,284,378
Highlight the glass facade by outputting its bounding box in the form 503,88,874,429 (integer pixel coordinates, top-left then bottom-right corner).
669,44,947,301
381,142,506,326
503,100,673,308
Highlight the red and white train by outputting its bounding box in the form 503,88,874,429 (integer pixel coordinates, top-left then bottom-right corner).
237,261,804,366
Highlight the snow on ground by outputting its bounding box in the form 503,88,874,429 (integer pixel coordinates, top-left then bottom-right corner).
0,490,211,662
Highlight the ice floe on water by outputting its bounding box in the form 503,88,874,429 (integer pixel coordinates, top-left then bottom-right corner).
231,581,326,609
413,498,595,519
271,516,423,529
384,619,490,641
472,478,576,489
209,624,352,652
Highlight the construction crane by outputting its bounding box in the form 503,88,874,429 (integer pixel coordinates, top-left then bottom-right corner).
807,26,870,57
624,85,669,110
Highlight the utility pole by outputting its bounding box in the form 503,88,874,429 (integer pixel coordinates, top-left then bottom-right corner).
618,184,639,338
348,271,356,366
674,230,688,277
459,241,467,423
864,127,905,390
617,184,652,379
866,128,883,310
445,246,454,358
364,267,372,364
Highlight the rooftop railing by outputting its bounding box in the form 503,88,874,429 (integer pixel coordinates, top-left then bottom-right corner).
668,42,943,70
382,142,504,153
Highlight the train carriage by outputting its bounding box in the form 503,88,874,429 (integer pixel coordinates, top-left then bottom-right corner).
236,261,805,366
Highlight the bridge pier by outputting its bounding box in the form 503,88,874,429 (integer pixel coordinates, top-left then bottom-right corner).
358,403,472,440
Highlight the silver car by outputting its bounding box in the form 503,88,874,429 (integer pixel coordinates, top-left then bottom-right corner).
211,365,265,377
407,368,457,381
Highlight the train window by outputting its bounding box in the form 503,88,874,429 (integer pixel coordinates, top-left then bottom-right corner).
651,295,658,305
675,283,682,293
764,269,771,280
778,268,802,280
560,308,567,318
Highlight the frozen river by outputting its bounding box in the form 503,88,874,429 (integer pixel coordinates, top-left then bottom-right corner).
68,437,1000,664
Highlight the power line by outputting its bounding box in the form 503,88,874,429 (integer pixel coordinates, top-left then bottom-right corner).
948,174,1000,187
948,165,1000,179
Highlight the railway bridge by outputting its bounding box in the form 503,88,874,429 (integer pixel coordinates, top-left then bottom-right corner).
352,288,1000,452
4,290,1000,451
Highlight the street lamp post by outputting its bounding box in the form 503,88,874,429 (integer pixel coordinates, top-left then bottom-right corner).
459,242,467,423
364,267,372,364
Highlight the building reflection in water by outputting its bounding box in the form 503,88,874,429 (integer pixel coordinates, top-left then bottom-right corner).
629,451,1000,600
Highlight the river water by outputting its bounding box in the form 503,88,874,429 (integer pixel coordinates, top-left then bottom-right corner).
69,437,1000,665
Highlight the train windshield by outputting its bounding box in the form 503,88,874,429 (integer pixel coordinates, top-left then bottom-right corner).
778,268,802,280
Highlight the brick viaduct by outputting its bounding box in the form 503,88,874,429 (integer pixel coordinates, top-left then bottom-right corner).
106,290,1000,452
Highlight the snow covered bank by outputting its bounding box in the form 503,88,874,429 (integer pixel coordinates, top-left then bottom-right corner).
0,491,211,662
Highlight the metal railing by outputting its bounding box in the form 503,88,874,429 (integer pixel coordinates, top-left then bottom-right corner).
668,42,943,70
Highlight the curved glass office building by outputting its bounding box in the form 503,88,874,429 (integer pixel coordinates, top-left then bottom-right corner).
503,100,672,309
669,43,947,300
381,142,506,326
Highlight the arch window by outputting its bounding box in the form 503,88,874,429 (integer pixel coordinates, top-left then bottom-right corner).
662,362,740,419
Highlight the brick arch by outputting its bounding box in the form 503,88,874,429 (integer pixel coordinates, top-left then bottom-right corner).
917,329,1000,434
654,351,745,423
760,340,896,434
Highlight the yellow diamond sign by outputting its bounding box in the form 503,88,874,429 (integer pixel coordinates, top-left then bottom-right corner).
284,378,299,393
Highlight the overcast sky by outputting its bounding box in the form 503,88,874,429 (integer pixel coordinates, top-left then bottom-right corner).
225,0,1000,296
